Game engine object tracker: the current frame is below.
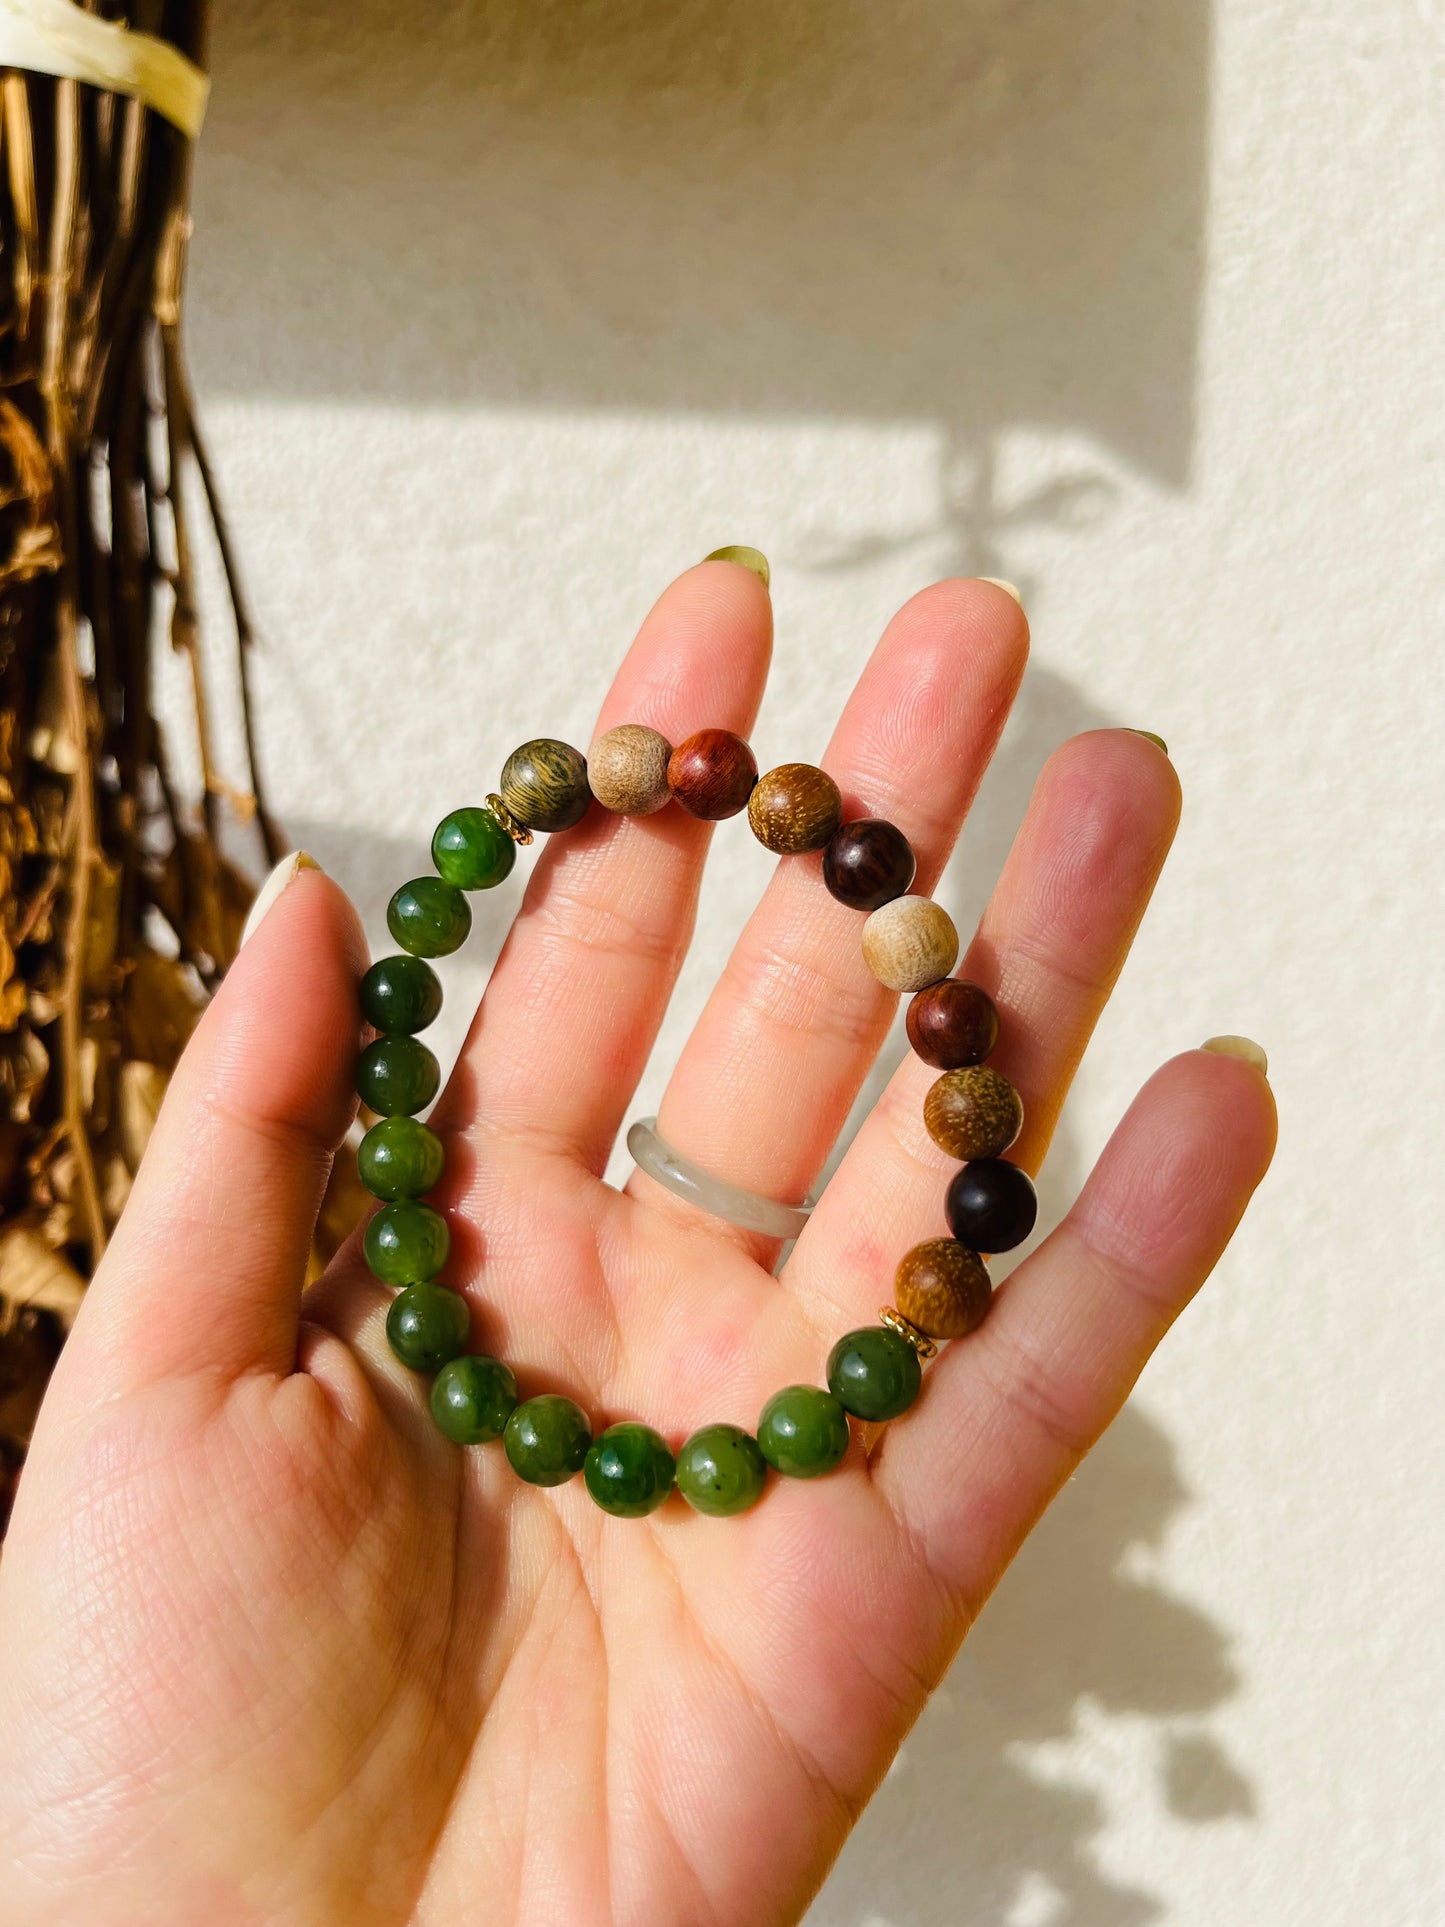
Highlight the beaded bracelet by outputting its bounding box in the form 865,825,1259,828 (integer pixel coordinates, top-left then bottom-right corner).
354,725,1036,1520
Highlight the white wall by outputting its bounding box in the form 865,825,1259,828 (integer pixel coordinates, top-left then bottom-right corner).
180,2,1444,1921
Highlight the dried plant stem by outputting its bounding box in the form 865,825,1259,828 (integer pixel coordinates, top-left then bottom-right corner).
1,5,281,1517
166,342,283,865
161,328,220,847
44,80,106,1263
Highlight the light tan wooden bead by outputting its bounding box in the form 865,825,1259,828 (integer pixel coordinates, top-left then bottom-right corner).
860,894,959,993
588,724,674,815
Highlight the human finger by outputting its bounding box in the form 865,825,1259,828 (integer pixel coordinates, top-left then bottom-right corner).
436,557,773,1175
875,1047,1277,1606
628,578,1027,1251
67,860,367,1389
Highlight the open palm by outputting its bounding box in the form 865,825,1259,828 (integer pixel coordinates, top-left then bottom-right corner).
0,566,1274,1926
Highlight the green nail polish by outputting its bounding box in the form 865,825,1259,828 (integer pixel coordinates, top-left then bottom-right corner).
1128,730,1169,755
1202,1034,1269,1077
704,545,770,589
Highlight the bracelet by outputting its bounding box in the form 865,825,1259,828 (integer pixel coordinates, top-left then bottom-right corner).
353,722,1036,1519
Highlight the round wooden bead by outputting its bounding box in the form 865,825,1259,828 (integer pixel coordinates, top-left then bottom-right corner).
923,1065,1023,1160
822,818,916,910
945,1157,1037,1253
895,1238,992,1340
860,895,959,992
746,763,843,854
906,977,1000,1069
588,724,673,815
499,738,592,833
667,729,758,819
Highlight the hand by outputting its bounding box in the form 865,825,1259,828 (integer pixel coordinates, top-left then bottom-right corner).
0,567,1275,1927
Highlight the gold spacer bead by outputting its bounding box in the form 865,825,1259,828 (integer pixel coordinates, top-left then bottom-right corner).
486,793,534,845
879,1305,938,1360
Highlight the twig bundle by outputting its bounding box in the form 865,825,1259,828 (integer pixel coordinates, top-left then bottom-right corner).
0,3,275,1522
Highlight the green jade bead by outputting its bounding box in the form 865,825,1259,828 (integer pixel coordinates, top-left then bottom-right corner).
757,1385,850,1479
504,1395,592,1487
358,1116,444,1201
359,954,442,1035
430,1355,518,1444
356,1035,440,1117
827,1326,923,1423
387,876,472,958
364,1199,450,1285
432,807,517,891
674,1423,768,1517
386,1282,470,1373
584,1423,676,1518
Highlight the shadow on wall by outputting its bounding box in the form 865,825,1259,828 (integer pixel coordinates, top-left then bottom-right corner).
814,1405,1253,1927
815,673,1256,1921
192,0,1209,529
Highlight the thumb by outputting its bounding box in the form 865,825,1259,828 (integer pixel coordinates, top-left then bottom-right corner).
73,854,368,1390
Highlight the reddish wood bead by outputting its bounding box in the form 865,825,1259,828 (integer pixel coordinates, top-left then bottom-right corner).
667,729,758,819
906,978,1000,1069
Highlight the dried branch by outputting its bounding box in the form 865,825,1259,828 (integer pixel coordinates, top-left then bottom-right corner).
0,4,286,1524
46,78,107,1264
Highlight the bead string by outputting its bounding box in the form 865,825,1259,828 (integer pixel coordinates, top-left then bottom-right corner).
355,728,1036,1518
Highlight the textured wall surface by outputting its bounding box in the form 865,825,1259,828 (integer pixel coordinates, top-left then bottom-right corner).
181,2,1443,1921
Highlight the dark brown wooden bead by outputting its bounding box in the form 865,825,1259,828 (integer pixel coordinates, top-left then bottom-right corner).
906,978,1000,1069
923,1066,1023,1161
895,1238,992,1340
747,763,843,854
822,818,916,911
667,729,758,819
945,1158,1037,1253
499,738,591,833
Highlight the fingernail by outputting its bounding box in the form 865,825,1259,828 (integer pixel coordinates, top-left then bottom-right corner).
1127,729,1170,755
704,545,770,589
1202,1034,1268,1078
239,851,321,950
978,576,1022,605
